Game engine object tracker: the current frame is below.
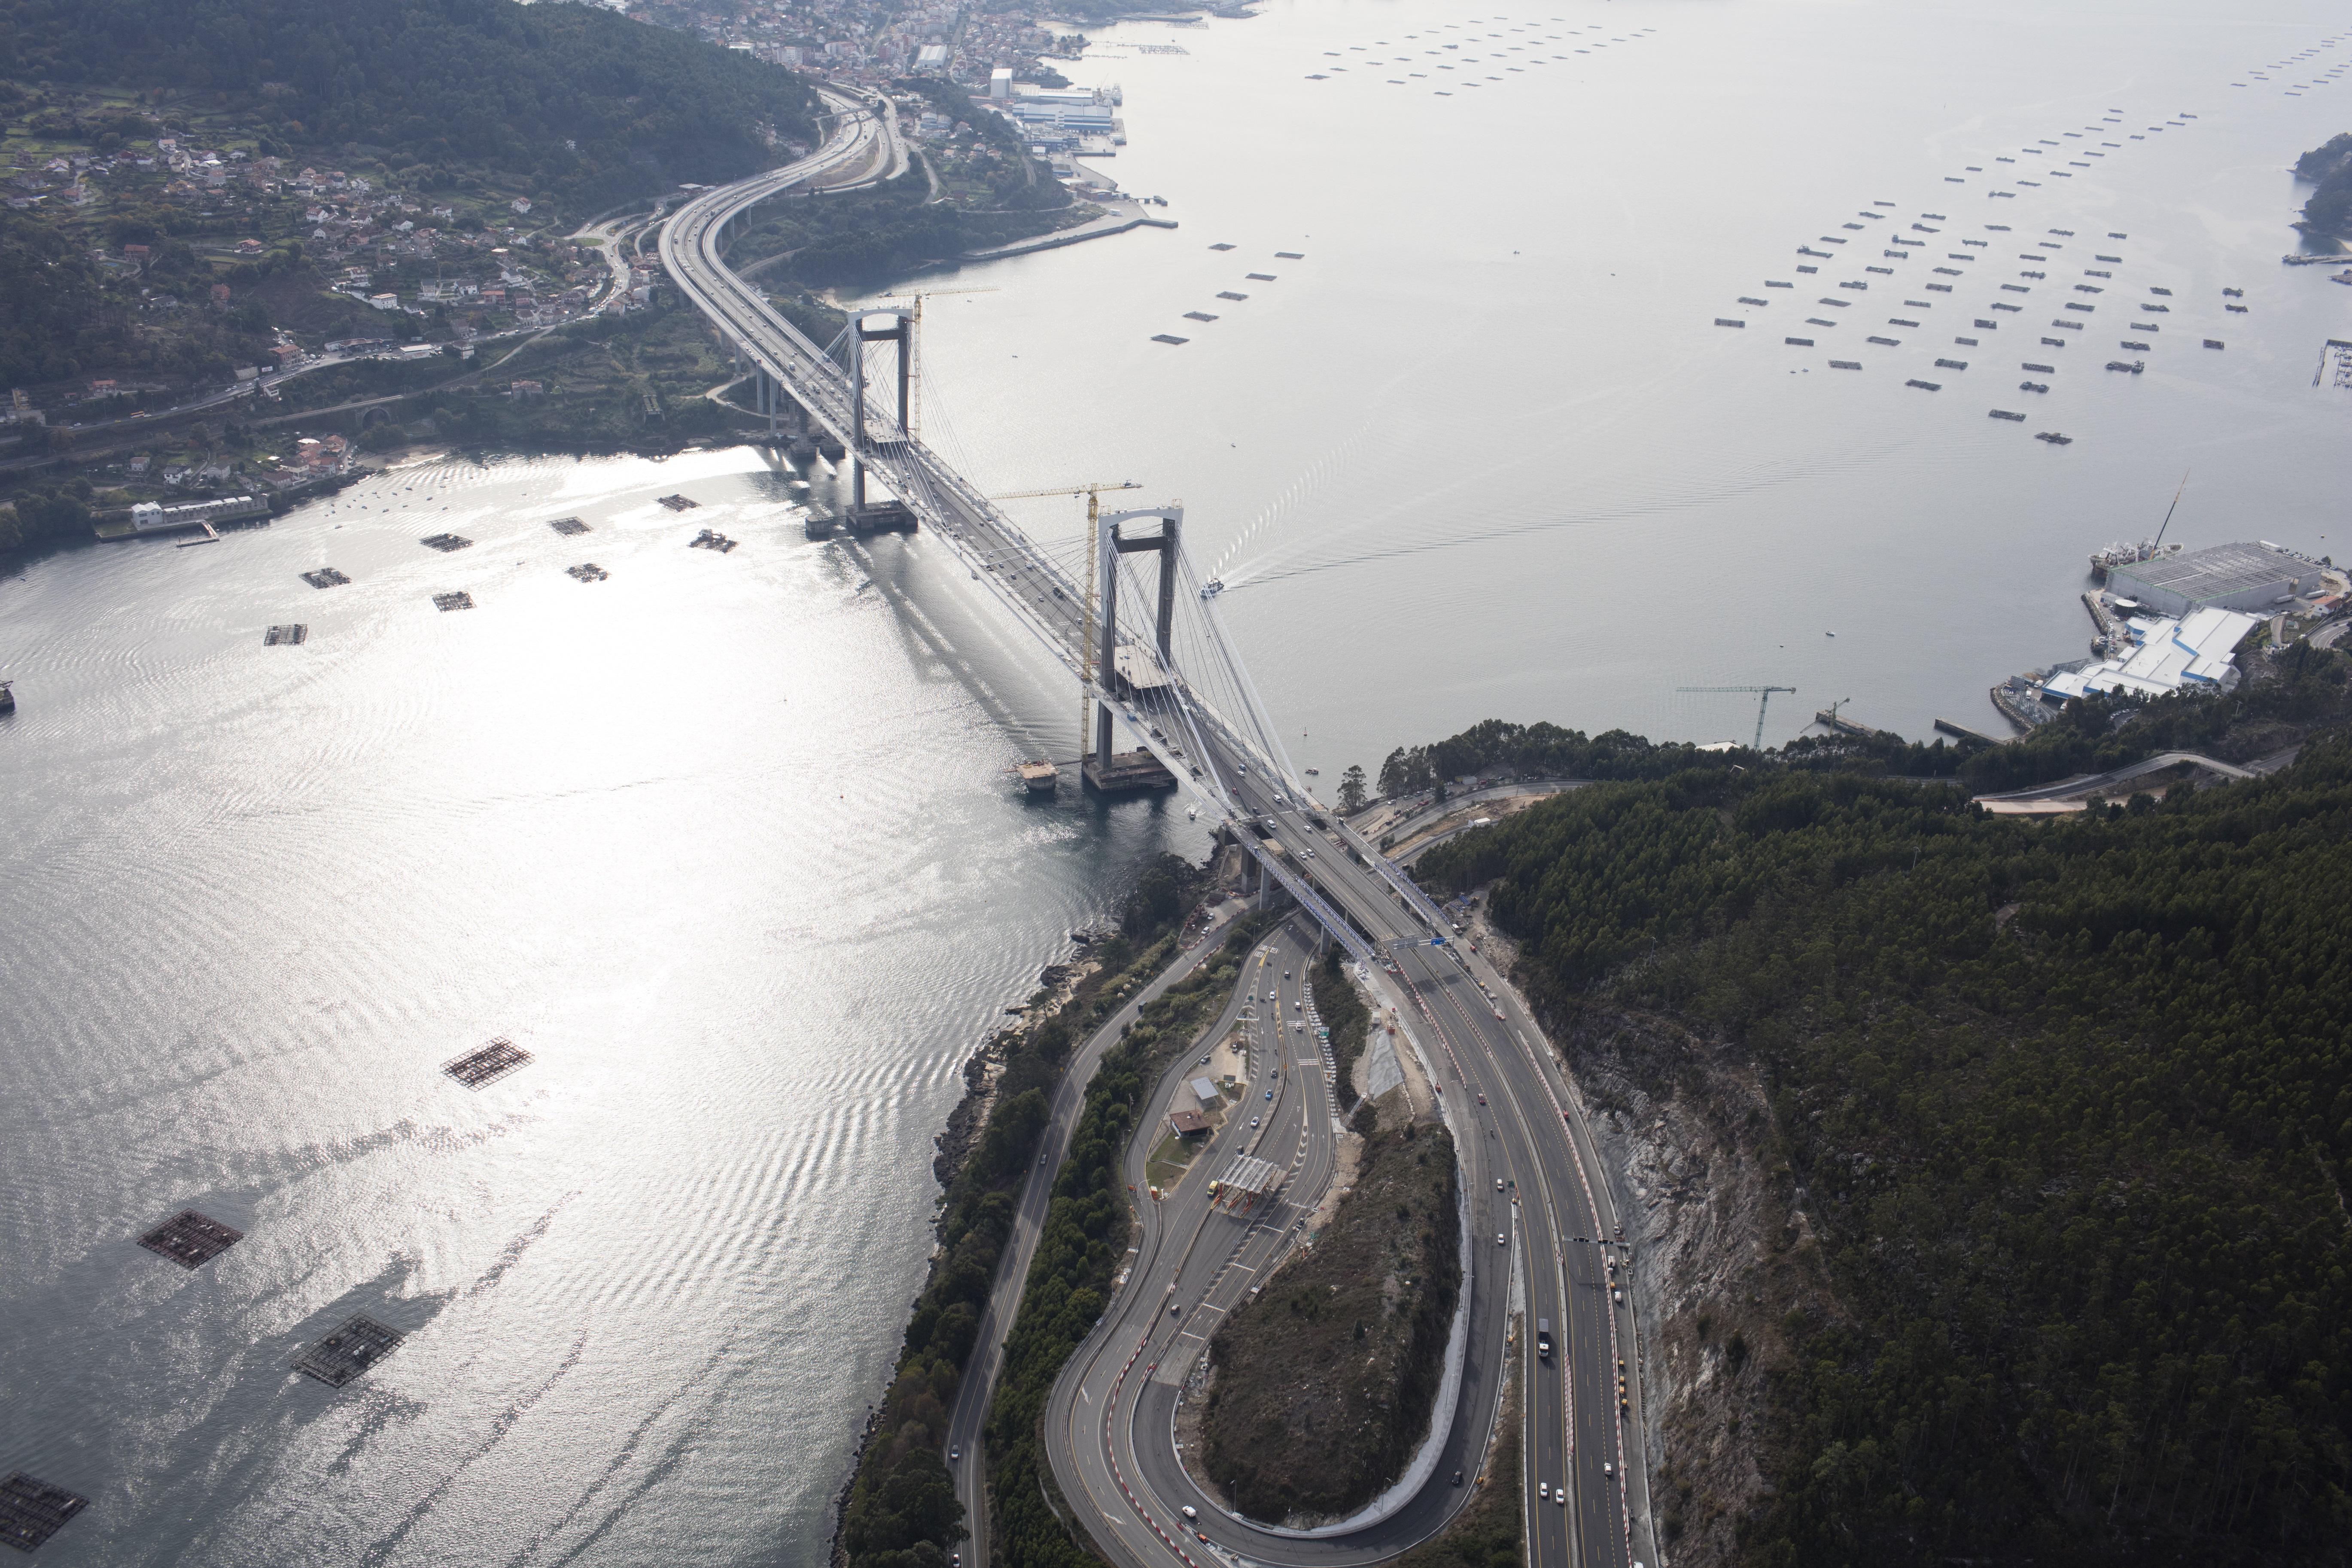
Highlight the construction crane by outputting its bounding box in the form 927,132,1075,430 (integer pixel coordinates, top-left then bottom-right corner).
860,286,999,438
1678,685,1796,751
988,483,1144,761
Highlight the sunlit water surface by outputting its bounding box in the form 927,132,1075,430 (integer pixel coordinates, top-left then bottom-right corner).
6,0,2352,1562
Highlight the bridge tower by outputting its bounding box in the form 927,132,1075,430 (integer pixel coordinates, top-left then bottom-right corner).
844,309,916,534
1083,505,1182,795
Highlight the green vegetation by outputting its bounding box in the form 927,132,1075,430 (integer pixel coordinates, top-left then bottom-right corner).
2296,132,2352,238
1393,1369,1521,1568
838,854,1220,1568
1337,763,1369,814
983,910,1275,1568
1378,650,2352,807
0,0,816,219
1375,719,1970,800
1415,713,2352,1565
0,477,92,554
402,300,766,456
0,213,281,386
718,167,1080,292
1316,946,1372,1111
1201,1114,1460,1521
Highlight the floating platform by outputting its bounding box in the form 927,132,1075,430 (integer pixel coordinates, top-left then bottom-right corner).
294,1314,404,1388
138,1209,244,1269
565,562,609,582
1990,409,2026,421
1183,311,1218,322
263,624,307,646
690,528,740,551
1244,272,1276,281
301,567,351,589
548,517,592,537
1209,243,1236,251
432,591,475,612
0,1473,89,1553
420,533,473,553
1151,333,1190,345
1275,251,1305,259
444,1037,532,1089
1081,749,1178,795
1215,292,1247,301
657,494,700,512
1018,760,1060,796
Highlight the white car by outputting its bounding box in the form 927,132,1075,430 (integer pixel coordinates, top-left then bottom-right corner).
1497,1232,1507,1246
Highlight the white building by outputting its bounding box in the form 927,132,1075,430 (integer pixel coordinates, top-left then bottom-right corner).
2107,540,2323,617
2042,606,2258,702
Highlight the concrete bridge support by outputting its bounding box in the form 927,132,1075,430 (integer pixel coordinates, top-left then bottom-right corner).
847,309,912,514
1084,507,1184,794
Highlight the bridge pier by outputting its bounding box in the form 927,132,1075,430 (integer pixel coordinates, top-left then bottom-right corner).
845,308,918,534
1080,505,1184,797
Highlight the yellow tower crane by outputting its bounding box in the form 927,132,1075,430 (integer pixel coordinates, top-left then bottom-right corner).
989,482,1144,763
860,286,998,439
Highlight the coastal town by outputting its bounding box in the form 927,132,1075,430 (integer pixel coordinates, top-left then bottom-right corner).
0,0,1152,534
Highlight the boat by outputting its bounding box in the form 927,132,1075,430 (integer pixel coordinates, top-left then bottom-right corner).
1200,580,1224,599
2036,432,2075,445
0,679,13,715
2088,538,2182,575
1018,760,1059,796
1304,767,1320,775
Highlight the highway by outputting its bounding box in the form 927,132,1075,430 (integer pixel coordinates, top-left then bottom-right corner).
1043,770,1657,1568
941,902,1254,1559
655,99,1657,1568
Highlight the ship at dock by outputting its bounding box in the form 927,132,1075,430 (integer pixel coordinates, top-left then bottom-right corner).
2090,472,2192,580
2089,538,2183,579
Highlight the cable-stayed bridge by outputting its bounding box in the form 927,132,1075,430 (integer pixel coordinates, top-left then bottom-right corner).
659,91,1435,956
658,91,1655,1568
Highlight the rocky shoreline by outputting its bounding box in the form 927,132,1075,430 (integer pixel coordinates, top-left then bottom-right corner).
828,944,1104,1567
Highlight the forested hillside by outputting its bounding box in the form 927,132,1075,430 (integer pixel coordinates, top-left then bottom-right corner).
2296,131,2352,237
0,0,815,214
1418,727,2352,1565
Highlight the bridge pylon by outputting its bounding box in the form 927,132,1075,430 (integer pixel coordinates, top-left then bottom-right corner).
843,308,916,535
1083,504,1183,796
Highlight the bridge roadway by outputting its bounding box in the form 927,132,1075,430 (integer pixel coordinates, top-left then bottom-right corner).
1046,766,1655,1568
657,104,1656,1568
